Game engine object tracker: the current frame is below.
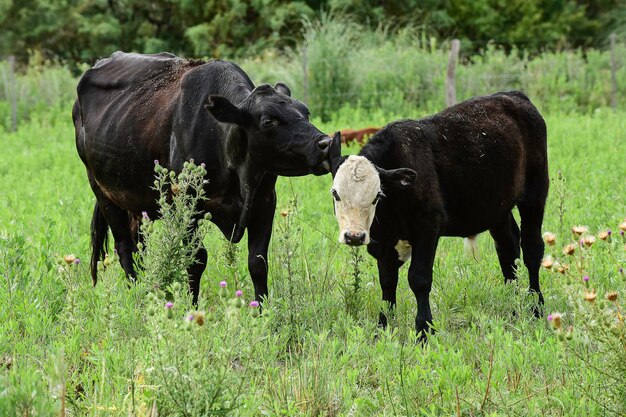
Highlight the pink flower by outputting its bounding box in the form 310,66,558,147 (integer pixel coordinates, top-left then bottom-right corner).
219,281,227,288
249,301,259,308
165,302,174,309
583,275,589,282
236,290,243,298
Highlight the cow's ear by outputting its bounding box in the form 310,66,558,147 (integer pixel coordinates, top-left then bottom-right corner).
204,95,253,127
274,82,291,97
377,167,417,188
329,131,346,177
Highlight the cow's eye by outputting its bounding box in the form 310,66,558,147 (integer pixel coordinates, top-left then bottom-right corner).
261,119,278,128
372,191,384,205
331,189,341,201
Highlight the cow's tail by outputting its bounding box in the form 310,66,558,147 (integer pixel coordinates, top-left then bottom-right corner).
91,202,109,286
464,235,480,261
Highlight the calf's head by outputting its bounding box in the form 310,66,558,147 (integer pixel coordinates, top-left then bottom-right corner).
329,136,416,246
205,83,331,176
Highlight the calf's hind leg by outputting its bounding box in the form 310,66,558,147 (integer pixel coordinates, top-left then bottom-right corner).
518,199,547,313
489,213,521,283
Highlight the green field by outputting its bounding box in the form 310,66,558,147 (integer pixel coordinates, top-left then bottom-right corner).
1,102,625,416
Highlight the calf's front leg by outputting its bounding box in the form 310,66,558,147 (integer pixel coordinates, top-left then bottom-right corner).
407,235,439,341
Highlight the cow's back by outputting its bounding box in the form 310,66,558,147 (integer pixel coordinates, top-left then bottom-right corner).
363,91,547,237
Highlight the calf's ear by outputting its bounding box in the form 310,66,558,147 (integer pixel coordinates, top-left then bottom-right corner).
329,131,346,177
204,95,253,127
274,82,291,97
377,167,417,188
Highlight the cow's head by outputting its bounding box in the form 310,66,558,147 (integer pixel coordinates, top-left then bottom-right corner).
328,135,416,246
205,83,331,176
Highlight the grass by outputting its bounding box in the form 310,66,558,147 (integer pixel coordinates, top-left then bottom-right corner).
0,102,625,416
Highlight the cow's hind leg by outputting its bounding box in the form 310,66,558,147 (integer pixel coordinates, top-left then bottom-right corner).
489,213,521,283
89,179,137,282
518,199,546,315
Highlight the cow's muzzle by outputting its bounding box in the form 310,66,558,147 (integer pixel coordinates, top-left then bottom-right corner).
344,231,366,246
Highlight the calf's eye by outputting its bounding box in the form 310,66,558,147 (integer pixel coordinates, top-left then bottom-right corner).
261,119,278,128
331,189,341,201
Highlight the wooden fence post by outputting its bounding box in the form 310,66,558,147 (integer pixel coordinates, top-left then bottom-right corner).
446,39,460,108
610,33,618,109
302,45,309,106
8,55,17,131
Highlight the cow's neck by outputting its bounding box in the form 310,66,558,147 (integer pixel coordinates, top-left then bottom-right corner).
223,125,265,241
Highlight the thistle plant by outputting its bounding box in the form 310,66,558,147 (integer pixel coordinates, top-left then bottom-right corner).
543,218,626,414
137,160,211,290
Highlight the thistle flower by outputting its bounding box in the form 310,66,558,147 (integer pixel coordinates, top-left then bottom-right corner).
563,244,576,256
280,210,289,218
165,302,174,309
541,257,554,269
584,291,597,303
165,302,174,319
236,290,243,298
249,300,260,318
606,291,618,302
187,314,195,322
542,232,556,246
548,312,562,329
572,225,588,239
64,254,76,265
194,311,205,326
219,281,228,298
73,258,80,265
581,235,595,247
142,211,149,221
583,275,589,282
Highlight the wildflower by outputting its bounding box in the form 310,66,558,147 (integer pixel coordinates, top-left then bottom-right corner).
73,258,80,265
171,183,180,195
606,291,618,302
219,281,227,298
236,290,243,298
165,302,174,319
572,225,588,239
142,211,149,221
64,254,76,265
581,235,595,247
541,257,554,269
548,312,562,329
583,275,589,282
187,314,195,322
584,291,597,303
562,244,576,256
154,160,159,165
234,291,244,308
542,232,556,246
195,311,205,326
249,300,260,318
598,230,610,241
557,264,569,274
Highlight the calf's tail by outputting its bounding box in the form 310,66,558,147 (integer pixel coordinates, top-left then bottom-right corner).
90,202,109,285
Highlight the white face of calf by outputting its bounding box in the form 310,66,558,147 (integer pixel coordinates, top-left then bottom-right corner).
331,156,383,245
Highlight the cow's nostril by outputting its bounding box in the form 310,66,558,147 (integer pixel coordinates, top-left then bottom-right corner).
345,231,366,246
317,137,332,150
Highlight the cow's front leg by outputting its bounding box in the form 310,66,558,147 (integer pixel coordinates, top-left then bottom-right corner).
371,243,404,328
247,191,277,303
407,235,439,341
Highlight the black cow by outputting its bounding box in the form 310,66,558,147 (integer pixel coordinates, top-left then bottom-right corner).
73,51,332,303
328,91,548,339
